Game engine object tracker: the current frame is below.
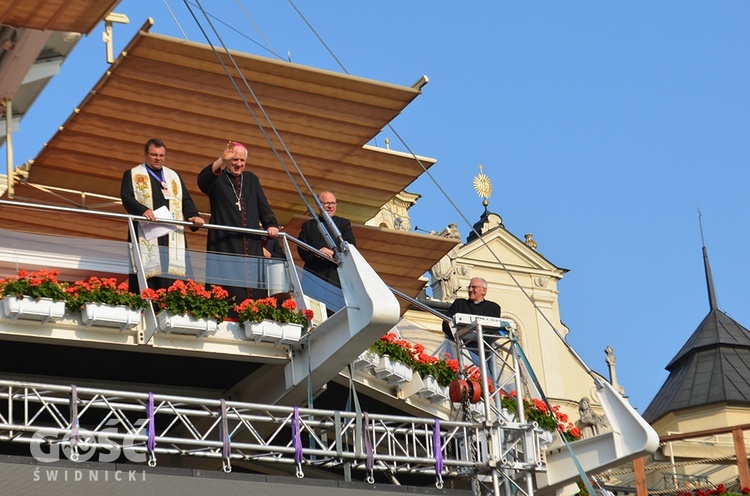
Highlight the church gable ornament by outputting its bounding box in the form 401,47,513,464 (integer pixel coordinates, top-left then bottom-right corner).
473,164,492,202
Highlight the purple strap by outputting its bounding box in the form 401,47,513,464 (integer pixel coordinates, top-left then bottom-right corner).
292,406,303,465
147,392,156,454
69,385,79,450
220,400,230,461
363,412,374,472
433,418,443,474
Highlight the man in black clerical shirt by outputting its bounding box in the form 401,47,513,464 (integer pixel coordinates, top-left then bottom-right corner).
197,141,279,307
442,277,501,341
297,191,356,287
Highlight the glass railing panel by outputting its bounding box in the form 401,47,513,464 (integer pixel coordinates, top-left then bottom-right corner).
0,227,131,275
140,245,293,297
0,227,297,302
0,202,349,317
296,266,344,313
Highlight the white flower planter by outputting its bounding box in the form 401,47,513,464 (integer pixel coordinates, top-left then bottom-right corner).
374,355,413,385
82,302,142,331
353,350,381,371
538,429,556,449
244,320,303,345
1,296,66,324
417,374,450,403
156,311,217,338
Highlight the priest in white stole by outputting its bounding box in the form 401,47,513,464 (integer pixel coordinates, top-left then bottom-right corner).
120,139,204,292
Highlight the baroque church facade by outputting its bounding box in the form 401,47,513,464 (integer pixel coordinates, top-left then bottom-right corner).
365,186,615,428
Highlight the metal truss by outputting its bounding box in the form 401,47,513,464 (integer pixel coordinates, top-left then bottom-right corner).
450,319,549,496
0,377,547,492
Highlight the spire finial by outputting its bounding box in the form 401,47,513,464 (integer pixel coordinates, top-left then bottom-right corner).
698,206,718,311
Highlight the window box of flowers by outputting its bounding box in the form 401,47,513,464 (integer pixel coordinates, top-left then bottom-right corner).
141,280,230,338
499,390,582,445
417,374,450,402
235,297,314,345
369,333,416,386
368,333,461,390
0,269,68,324
676,484,750,496
353,349,381,372
367,333,460,391
374,354,413,385
410,344,455,401
66,276,145,331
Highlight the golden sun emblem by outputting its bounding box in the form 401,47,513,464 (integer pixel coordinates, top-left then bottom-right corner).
473,164,492,200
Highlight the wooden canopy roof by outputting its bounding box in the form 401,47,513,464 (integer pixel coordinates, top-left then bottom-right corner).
3,24,450,304
20,26,436,226
0,0,120,34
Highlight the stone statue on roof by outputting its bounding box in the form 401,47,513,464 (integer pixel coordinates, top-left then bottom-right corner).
430,228,461,302
575,397,610,439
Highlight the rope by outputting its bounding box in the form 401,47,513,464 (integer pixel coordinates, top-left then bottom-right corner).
146,392,157,467
647,478,740,496
433,418,444,489
292,406,304,478
602,454,739,477
68,385,80,462
220,399,232,473
287,0,348,71
176,1,283,58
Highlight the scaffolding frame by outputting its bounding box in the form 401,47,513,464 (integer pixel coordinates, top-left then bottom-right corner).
0,374,546,491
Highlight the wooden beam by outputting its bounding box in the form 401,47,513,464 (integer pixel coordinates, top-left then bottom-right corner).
660,423,750,442
633,457,648,496
733,427,750,490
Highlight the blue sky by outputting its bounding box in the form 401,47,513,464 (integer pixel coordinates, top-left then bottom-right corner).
8,1,750,411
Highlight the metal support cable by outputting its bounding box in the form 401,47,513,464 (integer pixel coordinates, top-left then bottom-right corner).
285,0,597,379
183,0,324,234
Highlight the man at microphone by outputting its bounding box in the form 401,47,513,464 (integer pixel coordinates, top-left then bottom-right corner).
442,277,501,341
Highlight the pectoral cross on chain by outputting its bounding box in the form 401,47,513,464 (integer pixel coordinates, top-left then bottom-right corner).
235,199,242,211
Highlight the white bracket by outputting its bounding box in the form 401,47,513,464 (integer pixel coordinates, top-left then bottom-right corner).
102,12,130,64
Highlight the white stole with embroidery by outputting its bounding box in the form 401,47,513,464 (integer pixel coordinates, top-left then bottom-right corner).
130,165,187,279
